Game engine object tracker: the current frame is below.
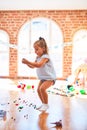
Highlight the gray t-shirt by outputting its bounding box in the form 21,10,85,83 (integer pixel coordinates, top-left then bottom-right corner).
36,54,56,80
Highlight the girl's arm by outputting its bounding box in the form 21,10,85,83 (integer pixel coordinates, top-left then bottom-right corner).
22,58,35,68
22,58,49,68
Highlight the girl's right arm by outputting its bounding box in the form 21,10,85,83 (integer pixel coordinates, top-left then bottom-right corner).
22,57,49,68
22,58,35,68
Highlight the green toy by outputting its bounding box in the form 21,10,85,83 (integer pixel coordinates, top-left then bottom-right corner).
80,89,86,95
27,85,31,89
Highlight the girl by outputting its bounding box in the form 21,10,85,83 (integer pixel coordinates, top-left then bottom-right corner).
22,37,56,111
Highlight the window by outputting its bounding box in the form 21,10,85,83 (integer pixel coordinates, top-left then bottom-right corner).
0,30,9,76
18,18,63,78
72,29,87,73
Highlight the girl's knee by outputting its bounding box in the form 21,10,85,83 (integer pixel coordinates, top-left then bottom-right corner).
37,87,40,93
38,86,45,93
37,87,42,93
41,87,46,93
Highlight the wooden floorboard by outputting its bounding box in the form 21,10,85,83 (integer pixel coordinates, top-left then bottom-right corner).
0,79,87,130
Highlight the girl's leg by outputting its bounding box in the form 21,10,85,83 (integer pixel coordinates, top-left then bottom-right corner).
39,80,54,104
37,80,44,103
40,80,53,104
37,80,54,111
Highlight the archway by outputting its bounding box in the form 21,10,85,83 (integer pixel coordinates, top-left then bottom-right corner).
0,30,9,76
72,29,87,73
18,17,63,78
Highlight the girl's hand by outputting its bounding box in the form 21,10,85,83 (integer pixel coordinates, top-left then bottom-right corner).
22,58,28,64
22,58,35,68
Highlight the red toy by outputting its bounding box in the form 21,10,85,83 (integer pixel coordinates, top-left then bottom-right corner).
17,83,26,89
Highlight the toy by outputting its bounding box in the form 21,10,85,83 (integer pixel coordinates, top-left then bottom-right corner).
0,110,6,120
80,89,86,95
21,84,26,89
32,85,34,89
17,85,21,88
17,83,26,89
27,85,31,89
51,120,62,127
67,85,73,90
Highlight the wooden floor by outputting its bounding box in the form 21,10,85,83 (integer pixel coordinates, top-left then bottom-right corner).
0,79,87,130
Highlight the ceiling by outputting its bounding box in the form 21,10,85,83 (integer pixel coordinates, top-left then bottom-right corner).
0,0,87,10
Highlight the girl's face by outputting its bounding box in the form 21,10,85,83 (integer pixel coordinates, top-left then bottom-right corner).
34,44,44,57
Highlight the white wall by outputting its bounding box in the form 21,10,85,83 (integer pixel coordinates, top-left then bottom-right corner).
0,0,87,10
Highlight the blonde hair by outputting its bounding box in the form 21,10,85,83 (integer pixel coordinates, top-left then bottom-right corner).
34,37,48,54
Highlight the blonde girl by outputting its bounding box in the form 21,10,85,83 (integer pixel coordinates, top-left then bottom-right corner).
22,37,56,111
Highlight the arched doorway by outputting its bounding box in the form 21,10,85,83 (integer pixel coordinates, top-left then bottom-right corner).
18,17,63,78
72,29,87,73
0,30,9,76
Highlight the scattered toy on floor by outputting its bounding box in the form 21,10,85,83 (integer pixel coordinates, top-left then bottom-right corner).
51,120,62,127
17,83,26,89
17,83,35,91
0,110,7,121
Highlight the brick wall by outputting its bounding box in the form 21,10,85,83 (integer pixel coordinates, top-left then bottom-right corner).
0,10,87,79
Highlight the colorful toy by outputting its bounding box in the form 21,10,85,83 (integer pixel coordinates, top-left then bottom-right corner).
51,120,62,127
17,83,35,91
17,84,21,88
67,85,73,90
21,84,26,89
80,89,86,95
0,110,6,120
32,85,34,89
17,83,26,89
69,86,75,91
27,85,31,89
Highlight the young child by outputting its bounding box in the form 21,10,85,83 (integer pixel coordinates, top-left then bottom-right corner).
22,37,56,111
67,59,87,89
73,63,87,88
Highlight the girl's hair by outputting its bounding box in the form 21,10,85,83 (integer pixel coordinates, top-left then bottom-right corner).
34,37,48,54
